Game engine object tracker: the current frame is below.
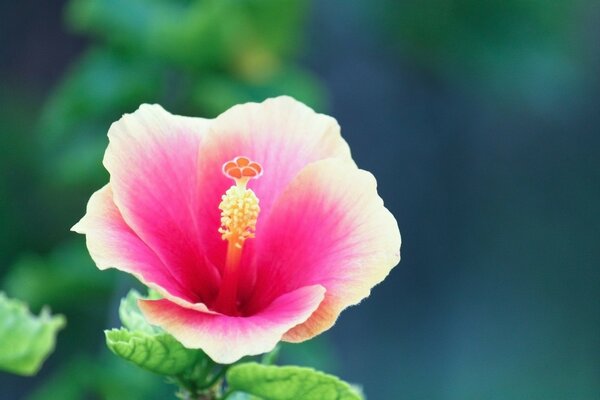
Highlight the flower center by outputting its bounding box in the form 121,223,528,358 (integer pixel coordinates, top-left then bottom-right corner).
213,156,262,315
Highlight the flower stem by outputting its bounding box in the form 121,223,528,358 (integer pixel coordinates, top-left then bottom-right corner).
198,365,229,390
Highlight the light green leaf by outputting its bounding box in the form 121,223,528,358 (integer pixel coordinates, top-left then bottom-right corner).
108,289,205,376
226,363,363,400
0,293,65,375
118,289,159,333
105,328,199,376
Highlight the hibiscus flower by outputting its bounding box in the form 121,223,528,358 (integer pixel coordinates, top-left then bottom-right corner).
73,96,401,363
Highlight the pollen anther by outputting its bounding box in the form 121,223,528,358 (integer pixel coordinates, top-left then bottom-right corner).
218,186,260,247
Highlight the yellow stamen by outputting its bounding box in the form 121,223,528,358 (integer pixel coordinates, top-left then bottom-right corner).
213,156,262,314
218,184,260,248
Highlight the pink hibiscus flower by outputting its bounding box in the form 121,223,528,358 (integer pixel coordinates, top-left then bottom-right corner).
73,96,401,363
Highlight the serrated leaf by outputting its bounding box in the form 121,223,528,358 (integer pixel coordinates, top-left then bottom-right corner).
118,290,159,333
105,328,198,375
226,363,362,400
0,293,65,375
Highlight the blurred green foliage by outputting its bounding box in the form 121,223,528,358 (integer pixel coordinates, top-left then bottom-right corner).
4,240,115,310
40,0,324,190
1,0,598,398
1,0,330,398
378,0,586,113
0,293,65,376
27,355,173,400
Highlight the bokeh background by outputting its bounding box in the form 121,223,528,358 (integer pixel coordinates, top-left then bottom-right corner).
1,0,599,398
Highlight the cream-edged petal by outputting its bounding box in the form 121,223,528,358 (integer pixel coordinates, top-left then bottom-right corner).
196,96,352,227
194,96,354,295
249,159,401,341
72,184,198,302
138,285,326,364
103,104,220,302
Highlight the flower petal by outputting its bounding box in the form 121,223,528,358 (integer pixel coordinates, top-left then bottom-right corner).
206,96,352,213
103,104,220,302
138,285,326,364
195,96,353,293
249,159,401,341
71,185,197,302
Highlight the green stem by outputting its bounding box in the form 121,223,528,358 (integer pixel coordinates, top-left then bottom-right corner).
195,355,215,385
198,365,229,390
261,344,280,365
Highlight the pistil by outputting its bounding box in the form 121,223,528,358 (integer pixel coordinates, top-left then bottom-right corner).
213,156,262,314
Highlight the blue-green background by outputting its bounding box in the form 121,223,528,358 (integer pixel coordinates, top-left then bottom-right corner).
1,1,598,398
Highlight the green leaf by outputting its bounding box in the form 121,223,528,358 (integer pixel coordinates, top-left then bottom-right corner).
0,293,65,375
107,289,202,376
105,328,199,376
226,363,363,400
118,289,160,333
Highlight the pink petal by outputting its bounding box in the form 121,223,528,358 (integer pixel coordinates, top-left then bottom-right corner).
205,96,352,214
103,104,220,303
138,285,326,364
71,185,197,302
248,159,401,341
195,96,353,295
